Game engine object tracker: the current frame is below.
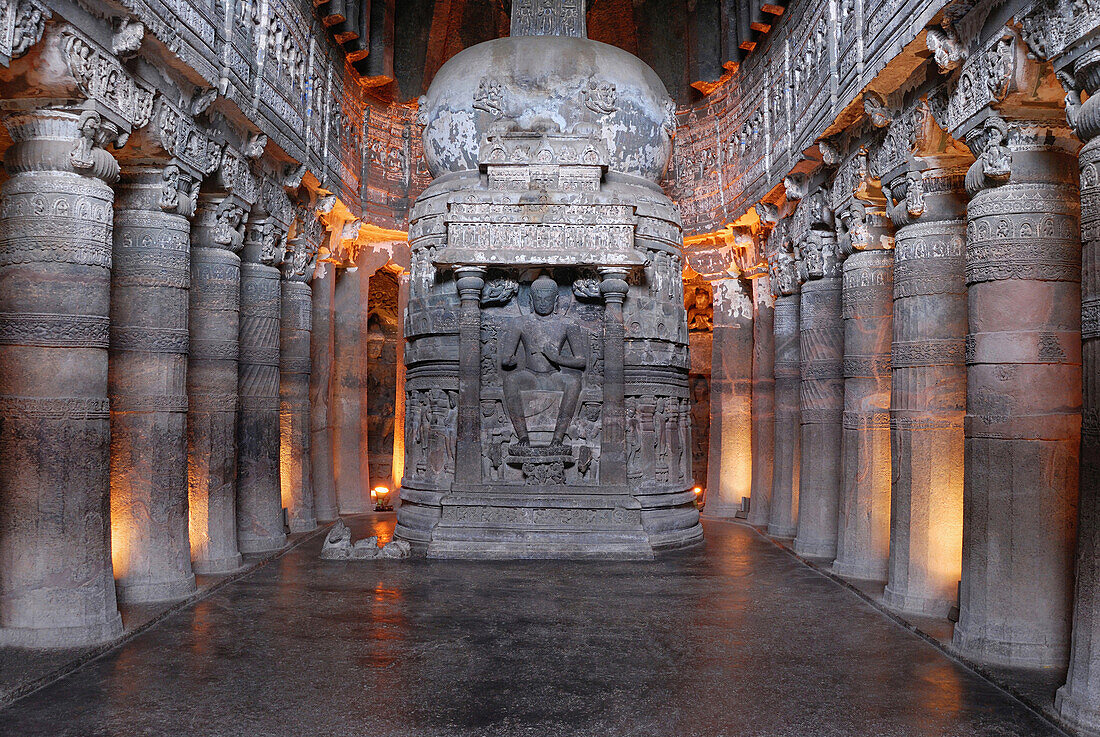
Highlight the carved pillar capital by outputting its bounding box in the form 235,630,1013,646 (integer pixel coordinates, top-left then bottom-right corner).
597,266,630,303
2,108,121,183
453,265,487,300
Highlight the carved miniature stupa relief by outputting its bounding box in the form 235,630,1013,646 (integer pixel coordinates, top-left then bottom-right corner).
394,0,702,558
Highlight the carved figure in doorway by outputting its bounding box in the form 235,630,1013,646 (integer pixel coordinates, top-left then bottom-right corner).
500,274,588,449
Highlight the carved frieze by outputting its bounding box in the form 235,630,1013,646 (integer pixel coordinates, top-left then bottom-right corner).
0,0,46,66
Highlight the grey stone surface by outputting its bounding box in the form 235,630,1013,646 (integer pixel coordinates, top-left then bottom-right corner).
769,259,801,539
309,263,340,522
332,267,373,514
0,109,123,647
109,166,196,604
747,274,775,529
0,517,1068,737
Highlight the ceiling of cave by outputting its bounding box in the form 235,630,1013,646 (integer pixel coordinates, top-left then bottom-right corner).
383,0,750,106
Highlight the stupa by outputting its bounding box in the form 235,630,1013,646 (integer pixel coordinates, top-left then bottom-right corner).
394,0,702,558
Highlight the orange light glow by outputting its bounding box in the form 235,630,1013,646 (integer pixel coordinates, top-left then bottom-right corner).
693,486,703,496
372,486,390,500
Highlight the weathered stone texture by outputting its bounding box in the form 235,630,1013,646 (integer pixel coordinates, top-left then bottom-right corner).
883,170,967,617
310,264,339,522
703,277,753,519
109,167,196,603
0,110,123,646
747,274,776,529
834,248,893,581
280,278,315,532
954,127,1081,668
332,267,372,514
769,292,801,538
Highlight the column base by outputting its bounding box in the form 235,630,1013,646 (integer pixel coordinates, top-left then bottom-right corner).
951,623,1069,669
0,613,123,649
315,507,340,523
700,504,742,520
192,553,244,575
793,537,837,560
767,524,797,538
116,574,197,604
289,517,317,533
238,533,288,555
1055,684,1100,736
881,585,955,619
831,558,887,582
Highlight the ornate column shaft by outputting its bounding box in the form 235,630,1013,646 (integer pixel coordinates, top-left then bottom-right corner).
188,189,248,574
883,167,968,616
768,233,801,538
332,266,372,512
747,272,776,529
279,218,319,533
599,267,629,484
0,109,124,646
109,165,196,603
703,276,754,518
954,116,1081,668
834,206,894,581
1057,42,1100,730
236,212,287,553
392,270,410,490
794,226,844,558
309,259,339,521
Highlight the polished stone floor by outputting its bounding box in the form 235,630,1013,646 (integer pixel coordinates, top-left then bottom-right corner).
0,517,1068,737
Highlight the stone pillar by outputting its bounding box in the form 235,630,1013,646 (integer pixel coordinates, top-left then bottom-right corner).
747,273,776,529
0,109,124,647
768,247,801,538
236,215,287,554
109,165,197,603
834,216,894,581
188,191,247,575
310,260,339,521
794,230,844,559
279,228,317,533
332,266,371,513
454,265,487,486
703,276,753,518
393,270,410,491
883,167,967,617
953,116,1081,668
1057,49,1100,731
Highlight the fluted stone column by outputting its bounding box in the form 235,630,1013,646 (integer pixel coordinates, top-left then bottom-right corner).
236,215,287,554
834,222,894,581
1058,49,1100,731
883,168,967,617
310,260,339,521
188,191,247,574
703,276,753,519
747,273,775,529
769,248,801,538
393,269,410,493
0,109,123,646
953,116,1081,668
280,235,316,533
794,231,844,559
109,166,197,603
333,266,372,513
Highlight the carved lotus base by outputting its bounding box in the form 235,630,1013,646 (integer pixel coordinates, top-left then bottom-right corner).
506,443,575,485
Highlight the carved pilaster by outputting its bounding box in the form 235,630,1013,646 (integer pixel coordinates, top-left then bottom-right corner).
309,256,339,522
0,108,123,646
747,271,775,530
454,265,486,487
767,220,801,538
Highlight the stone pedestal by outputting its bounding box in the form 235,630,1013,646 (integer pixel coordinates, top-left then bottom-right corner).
953,121,1081,668
703,277,753,519
109,166,196,603
883,169,967,617
188,193,245,575
281,278,315,532
332,267,372,513
747,275,775,529
0,110,124,647
1057,62,1100,731
769,292,801,538
833,248,893,581
236,225,287,554
310,263,339,521
794,274,843,558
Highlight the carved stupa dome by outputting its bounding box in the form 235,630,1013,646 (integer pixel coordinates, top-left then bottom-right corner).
417,36,677,183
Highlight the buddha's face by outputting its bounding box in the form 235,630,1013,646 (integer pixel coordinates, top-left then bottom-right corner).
531,279,558,316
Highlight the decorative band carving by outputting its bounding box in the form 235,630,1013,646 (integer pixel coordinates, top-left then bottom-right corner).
189,392,238,411
110,326,188,354
774,360,800,378
440,505,640,527
892,339,965,367
893,229,965,262
0,395,109,419
112,262,190,289
965,240,1081,284
280,356,311,374
966,330,1081,365
239,395,280,411
111,393,189,413
239,346,281,366
190,338,239,360
0,313,109,347
843,355,891,378
801,358,843,380
1084,297,1100,340
842,411,891,430
801,407,842,424
893,273,965,299
890,414,961,431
